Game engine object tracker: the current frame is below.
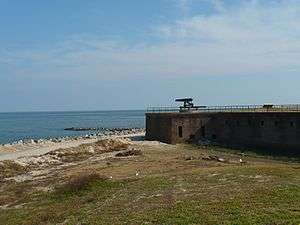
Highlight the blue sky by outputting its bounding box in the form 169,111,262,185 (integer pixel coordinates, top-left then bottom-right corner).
1,0,300,112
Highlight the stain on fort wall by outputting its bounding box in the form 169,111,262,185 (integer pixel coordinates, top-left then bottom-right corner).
145,113,173,143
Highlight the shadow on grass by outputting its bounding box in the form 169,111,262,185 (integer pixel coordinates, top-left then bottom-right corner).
188,142,300,162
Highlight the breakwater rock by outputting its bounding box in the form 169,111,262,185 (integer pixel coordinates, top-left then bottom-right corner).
64,127,100,131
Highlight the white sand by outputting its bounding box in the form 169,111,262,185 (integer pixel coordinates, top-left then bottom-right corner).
0,133,145,161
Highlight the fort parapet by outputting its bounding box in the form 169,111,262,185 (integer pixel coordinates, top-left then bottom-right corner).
146,102,300,155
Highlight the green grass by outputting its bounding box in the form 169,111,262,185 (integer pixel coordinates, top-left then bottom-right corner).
1,141,300,225
187,143,300,161
1,165,299,225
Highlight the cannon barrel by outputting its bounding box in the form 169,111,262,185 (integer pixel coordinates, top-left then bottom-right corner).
175,98,193,102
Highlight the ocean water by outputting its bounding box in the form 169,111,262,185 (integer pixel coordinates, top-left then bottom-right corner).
0,110,145,144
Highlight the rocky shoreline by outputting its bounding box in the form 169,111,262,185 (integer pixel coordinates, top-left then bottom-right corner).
1,128,145,147
64,127,142,132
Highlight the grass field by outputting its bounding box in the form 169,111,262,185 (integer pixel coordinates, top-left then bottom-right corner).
0,141,299,225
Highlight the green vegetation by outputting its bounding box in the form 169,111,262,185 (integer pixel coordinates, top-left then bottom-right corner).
1,166,299,225
0,143,299,225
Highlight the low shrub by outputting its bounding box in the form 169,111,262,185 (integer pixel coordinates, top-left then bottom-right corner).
55,172,107,195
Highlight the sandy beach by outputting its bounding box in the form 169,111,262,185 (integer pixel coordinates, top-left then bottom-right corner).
0,131,145,161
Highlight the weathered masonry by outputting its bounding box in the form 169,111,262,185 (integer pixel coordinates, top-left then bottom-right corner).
146,99,300,155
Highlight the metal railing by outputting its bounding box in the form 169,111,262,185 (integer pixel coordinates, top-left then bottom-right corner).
146,104,300,113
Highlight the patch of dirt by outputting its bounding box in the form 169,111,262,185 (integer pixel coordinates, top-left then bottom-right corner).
115,148,142,157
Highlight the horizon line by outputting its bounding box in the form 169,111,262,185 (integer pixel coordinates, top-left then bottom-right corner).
0,109,146,114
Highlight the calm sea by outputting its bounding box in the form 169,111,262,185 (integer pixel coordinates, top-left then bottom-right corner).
0,110,145,144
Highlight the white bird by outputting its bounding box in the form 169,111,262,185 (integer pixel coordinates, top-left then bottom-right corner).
135,171,140,176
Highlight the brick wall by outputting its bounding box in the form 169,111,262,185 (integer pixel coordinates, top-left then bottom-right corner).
146,112,300,155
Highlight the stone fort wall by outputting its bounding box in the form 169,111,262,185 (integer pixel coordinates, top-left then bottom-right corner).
146,112,300,155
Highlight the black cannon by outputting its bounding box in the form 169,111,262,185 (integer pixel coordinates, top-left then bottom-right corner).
175,98,194,108
175,98,207,112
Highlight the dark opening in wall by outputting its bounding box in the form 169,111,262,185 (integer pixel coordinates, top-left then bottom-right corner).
290,121,295,127
178,126,183,138
248,119,251,125
189,134,195,140
261,121,265,126
201,126,206,138
212,134,217,140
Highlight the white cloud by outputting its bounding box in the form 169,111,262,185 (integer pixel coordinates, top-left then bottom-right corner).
160,0,300,41
2,0,300,78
